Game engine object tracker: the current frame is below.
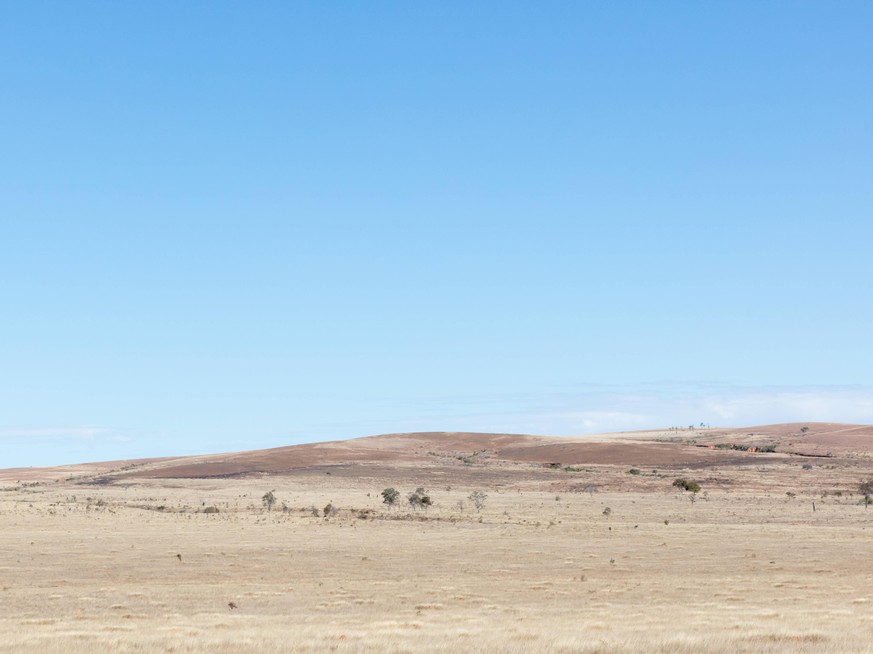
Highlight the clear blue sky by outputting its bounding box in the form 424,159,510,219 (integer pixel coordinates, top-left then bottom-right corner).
2,2,872,467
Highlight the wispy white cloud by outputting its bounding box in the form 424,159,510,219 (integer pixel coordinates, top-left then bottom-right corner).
692,387,873,426
567,410,656,432
297,383,873,438
0,426,140,468
553,385,873,433
0,426,111,440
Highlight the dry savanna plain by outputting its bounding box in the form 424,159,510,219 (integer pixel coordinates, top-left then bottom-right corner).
3,423,873,653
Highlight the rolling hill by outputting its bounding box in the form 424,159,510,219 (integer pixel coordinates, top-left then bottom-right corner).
3,422,871,484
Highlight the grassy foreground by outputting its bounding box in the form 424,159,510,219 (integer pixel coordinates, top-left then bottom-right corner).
2,463,873,653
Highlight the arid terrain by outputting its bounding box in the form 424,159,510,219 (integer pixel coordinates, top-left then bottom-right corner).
3,422,873,653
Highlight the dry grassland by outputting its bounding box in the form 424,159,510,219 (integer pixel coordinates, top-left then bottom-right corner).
2,457,873,653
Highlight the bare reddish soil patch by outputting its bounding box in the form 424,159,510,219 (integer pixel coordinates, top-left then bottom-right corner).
495,441,757,466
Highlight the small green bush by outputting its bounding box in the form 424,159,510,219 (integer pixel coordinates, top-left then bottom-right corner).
627,468,641,475
202,506,220,514
408,487,432,510
381,487,400,507
673,478,701,493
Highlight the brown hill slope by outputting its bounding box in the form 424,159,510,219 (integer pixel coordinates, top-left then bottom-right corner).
3,422,871,484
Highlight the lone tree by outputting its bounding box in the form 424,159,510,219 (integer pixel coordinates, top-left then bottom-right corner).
468,490,487,512
860,479,873,510
381,487,400,508
262,490,276,512
408,487,432,510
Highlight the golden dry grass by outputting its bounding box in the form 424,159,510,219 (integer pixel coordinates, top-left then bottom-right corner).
3,453,873,653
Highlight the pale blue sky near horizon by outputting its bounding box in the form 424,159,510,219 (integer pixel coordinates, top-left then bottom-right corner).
2,2,872,467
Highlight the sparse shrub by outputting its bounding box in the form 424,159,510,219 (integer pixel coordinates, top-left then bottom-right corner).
262,491,276,512
859,479,873,510
381,488,400,508
202,506,220,514
627,468,641,475
310,505,321,517
673,478,701,493
468,491,487,512
408,487,432,510
323,503,337,517
602,507,612,518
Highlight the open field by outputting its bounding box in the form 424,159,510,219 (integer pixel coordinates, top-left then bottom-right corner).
3,423,873,653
